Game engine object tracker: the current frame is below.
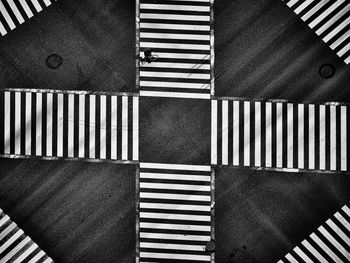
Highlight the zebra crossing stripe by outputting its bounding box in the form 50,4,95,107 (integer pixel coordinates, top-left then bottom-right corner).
0,90,139,162
0,0,55,36
138,0,214,99
283,0,350,64
213,99,349,172
137,162,214,263
0,208,53,263
278,203,350,263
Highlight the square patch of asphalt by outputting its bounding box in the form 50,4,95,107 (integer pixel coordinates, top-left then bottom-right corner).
215,166,350,263
139,96,211,165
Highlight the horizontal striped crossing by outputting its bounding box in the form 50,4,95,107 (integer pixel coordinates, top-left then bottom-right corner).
0,90,139,162
278,203,350,263
138,0,214,99
0,0,55,36
212,99,349,172
138,162,214,263
283,0,350,64
0,208,53,263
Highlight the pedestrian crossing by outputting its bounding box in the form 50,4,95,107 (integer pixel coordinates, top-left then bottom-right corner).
0,0,56,36
0,89,139,162
0,208,53,263
278,203,350,263
283,0,350,64
212,99,349,172
137,162,214,263
138,0,214,99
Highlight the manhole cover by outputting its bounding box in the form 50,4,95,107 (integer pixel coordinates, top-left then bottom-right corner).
46,54,63,69
319,64,335,79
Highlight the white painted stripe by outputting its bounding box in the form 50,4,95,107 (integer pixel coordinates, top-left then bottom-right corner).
140,242,205,251
331,29,350,50
326,219,350,245
141,62,210,70
140,252,210,261
18,0,33,19
255,102,261,167
323,16,350,43
140,192,210,201
276,103,283,168
140,232,210,241
244,101,250,166
0,215,9,227
140,13,209,22
140,162,211,171
298,104,304,169
42,258,53,263
140,4,210,12
285,253,298,263
309,0,345,29
140,32,210,41
6,0,25,24
133,96,139,161
318,225,350,258
293,246,313,263
233,101,239,166
140,23,210,31
25,92,31,156
153,52,210,60
319,105,326,170
301,0,329,22
0,229,24,254
14,92,21,155
140,91,210,99
13,243,38,263
78,95,85,158
0,222,16,239
140,71,210,79
36,92,42,156
0,0,16,30
30,0,43,12
302,239,328,263
67,94,74,157
43,0,51,7
141,81,210,90
0,21,6,36
89,95,96,159
266,102,272,167
27,250,45,263
140,222,210,231
140,202,210,212
46,93,53,157
100,95,107,159
310,233,342,263
111,96,117,160
330,106,336,170
287,103,293,168
4,92,10,154
168,0,210,2
1,236,31,262
315,3,350,35
344,52,350,64
122,96,128,160
140,42,210,50
309,105,315,169
222,100,228,165
294,0,313,15
335,212,350,230
140,182,210,191
57,94,63,157
140,212,210,222
343,205,350,216
287,0,299,8
337,41,350,57
211,100,217,164
140,172,210,181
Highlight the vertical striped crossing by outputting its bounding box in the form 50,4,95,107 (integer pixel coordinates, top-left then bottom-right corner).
212,99,349,172
283,0,350,64
138,0,214,99
0,89,139,162
137,162,214,263
278,203,350,263
0,0,56,36
0,208,53,263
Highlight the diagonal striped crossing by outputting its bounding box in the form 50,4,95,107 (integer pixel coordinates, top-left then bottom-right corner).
0,208,53,263
0,0,56,36
283,0,350,64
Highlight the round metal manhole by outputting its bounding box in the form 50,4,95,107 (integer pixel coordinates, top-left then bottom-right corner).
205,240,216,253
319,64,335,79
46,54,63,69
